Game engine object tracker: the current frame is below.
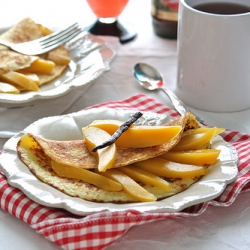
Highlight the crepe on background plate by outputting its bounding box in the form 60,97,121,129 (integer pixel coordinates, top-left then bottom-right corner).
0,17,70,93
0,21,115,107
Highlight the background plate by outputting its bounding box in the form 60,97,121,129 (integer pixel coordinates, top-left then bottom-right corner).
0,108,239,215
0,32,115,107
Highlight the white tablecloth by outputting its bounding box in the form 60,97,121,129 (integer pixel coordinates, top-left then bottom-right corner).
1,0,250,249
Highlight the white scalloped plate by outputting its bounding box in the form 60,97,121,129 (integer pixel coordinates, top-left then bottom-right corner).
0,32,115,108
0,108,239,215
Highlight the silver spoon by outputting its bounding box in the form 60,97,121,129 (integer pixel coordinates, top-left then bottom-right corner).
133,63,204,123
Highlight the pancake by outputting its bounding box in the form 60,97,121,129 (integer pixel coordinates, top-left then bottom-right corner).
0,51,37,75
0,17,44,51
17,139,199,203
17,112,202,203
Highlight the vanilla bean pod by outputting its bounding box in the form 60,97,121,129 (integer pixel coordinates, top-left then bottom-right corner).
92,112,143,152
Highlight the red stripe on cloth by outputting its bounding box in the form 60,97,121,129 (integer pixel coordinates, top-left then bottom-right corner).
86,93,179,118
1,93,250,250
222,131,250,143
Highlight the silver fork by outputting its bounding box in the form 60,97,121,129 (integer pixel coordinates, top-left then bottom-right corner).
0,22,82,55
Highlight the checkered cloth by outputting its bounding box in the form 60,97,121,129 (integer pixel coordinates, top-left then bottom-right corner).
1,94,250,250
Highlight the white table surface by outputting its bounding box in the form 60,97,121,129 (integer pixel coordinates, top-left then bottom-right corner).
1,0,250,249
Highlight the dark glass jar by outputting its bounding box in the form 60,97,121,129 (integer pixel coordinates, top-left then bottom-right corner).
151,0,179,39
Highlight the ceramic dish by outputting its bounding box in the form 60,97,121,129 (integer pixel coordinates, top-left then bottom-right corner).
0,32,115,108
0,108,239,215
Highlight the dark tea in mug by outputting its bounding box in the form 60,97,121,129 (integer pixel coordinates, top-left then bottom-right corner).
193,2,250,15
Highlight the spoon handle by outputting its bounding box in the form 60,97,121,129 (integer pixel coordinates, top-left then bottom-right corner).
161,87,204,124
161,87,189,116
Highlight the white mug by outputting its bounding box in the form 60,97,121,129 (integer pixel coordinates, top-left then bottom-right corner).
176,0,250,112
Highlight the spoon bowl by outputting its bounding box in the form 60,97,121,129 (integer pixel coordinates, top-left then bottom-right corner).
133,63,163,90
133,63,203,123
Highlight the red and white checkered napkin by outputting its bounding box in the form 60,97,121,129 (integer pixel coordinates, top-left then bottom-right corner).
1,93,250,250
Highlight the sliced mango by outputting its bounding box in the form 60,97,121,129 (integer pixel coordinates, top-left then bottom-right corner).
196,142,211,150
88,120,132,134
16,72,40,85
171,127,217,151
51,160,122,191
45,51,71,65
18,133,41,150
161,149,221,166
37,23,52,36
0,82,19,94
98,168,157,202
21,58,55,74
183,127,225,136
82,127,116,172
133,157,208,179
119,166,171,191
88,120,182,148
0,71,39,91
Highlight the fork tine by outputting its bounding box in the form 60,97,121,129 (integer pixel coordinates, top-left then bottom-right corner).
41,27,82,48
0,22,83,55
40,24,80,47
40,28,83,52
39,22,79,43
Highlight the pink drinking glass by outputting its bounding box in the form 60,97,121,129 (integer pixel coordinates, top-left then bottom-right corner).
86,0,137,43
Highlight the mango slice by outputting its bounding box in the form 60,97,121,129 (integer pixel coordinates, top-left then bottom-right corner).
98,168,157,202
82,127,116,172
88,120,182,148
0,71,39,91
172,127,217,151
45,51,71,65
133,157,208,179
37,23,52,36
183,127,225,136
22,58,55,73
195,142,211,150
16,72,40,85
88,120,132,134
0,82,19,94
19,133,41,150
119,166,171,191
160,149,221,166
51,161,122,191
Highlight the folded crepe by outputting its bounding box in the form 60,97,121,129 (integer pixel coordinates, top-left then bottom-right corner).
16,113,205,203
0,17,69,92
0,50,38,75
0,17,45,49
